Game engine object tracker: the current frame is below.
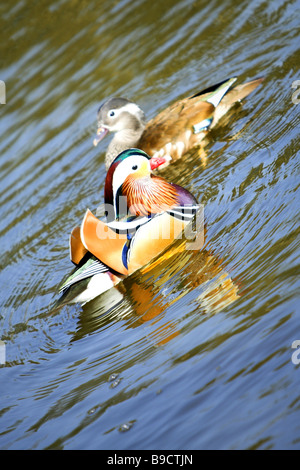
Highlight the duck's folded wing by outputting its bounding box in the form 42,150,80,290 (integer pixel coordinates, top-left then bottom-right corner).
59,257,110,293
127,206,199,274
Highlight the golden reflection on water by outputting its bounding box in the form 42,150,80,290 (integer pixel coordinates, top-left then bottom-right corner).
70,236,239,346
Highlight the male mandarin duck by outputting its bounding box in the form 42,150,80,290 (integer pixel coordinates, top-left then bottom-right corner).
93,76,263,170
58,148,199,305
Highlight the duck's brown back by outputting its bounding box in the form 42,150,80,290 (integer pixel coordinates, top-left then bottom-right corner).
137,77,263,161
138,96,214,161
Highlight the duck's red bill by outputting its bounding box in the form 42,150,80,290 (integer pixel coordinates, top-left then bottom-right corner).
149,156,168,170
93,127,109,147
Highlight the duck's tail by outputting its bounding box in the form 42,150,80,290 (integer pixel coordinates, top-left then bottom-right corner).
211,76,264,127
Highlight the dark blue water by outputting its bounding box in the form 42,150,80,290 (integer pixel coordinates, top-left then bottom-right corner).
0,0,299,449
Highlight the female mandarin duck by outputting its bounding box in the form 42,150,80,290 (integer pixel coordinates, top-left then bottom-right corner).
58,148,199,304
93,76,263,170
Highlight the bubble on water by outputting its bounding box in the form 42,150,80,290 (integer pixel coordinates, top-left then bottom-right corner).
119,421,134,433
108,373,119,382
110,378,121,389
87,405,101,416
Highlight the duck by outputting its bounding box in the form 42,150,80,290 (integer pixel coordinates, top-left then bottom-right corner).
58,148,200,305
93,76,263,170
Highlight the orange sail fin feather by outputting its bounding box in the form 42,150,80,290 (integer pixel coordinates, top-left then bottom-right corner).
80,209,129,275
69,226,88,265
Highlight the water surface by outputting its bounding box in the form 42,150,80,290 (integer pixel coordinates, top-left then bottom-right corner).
0,0,299,450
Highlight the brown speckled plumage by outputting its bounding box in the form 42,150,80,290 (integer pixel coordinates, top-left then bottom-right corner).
94,77,264,169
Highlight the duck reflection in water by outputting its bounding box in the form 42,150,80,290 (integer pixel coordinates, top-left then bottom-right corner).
69,237,239,346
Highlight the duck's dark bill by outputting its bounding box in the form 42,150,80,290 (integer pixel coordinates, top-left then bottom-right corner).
93,126,109,146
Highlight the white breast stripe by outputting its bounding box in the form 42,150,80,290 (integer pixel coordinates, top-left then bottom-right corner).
107,216,150,232
168,205,200,221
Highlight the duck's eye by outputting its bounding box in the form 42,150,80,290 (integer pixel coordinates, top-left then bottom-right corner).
132,165,138,171
109,110,115,117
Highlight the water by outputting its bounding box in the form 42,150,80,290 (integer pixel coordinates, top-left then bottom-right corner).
0,0,299,450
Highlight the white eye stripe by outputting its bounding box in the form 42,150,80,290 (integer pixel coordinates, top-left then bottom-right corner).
112,155,150,216
121,103,143,116
107,103,143,119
